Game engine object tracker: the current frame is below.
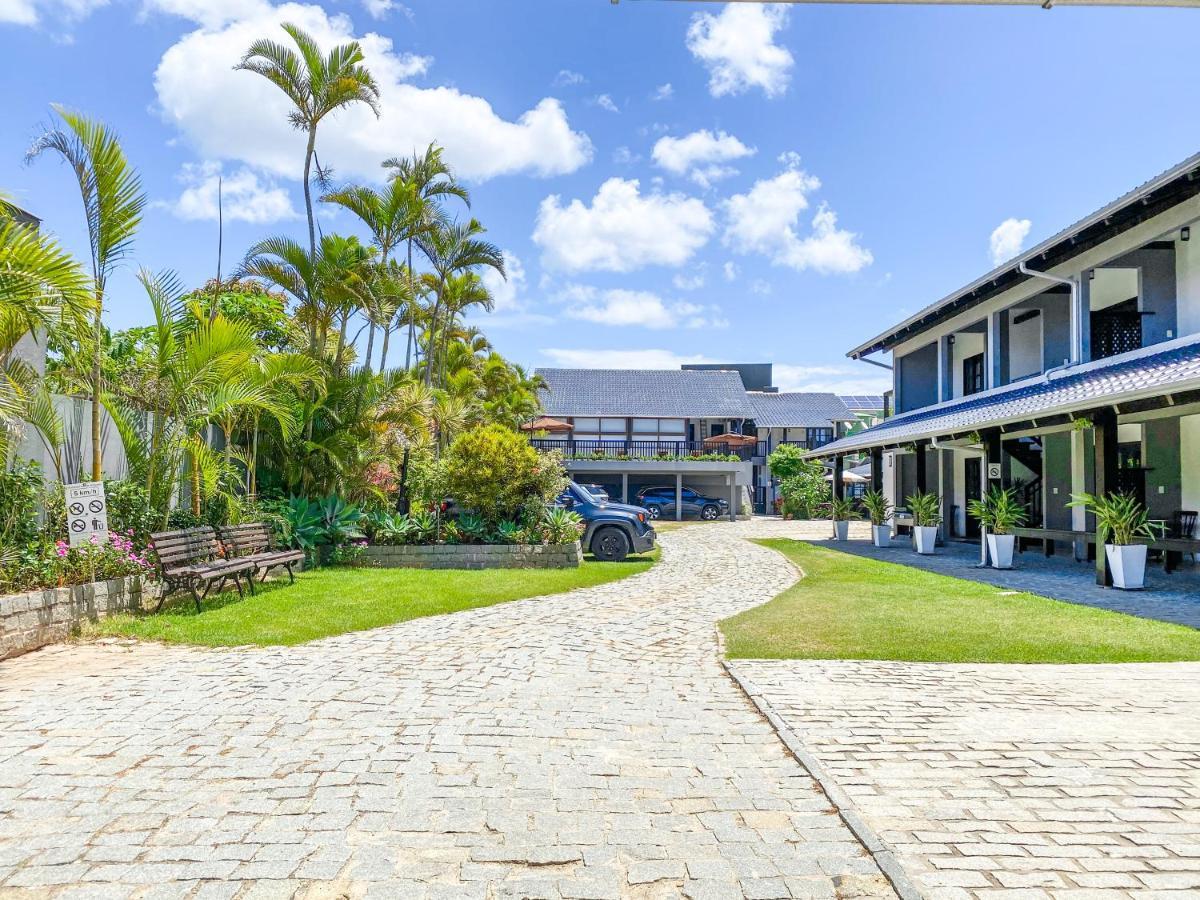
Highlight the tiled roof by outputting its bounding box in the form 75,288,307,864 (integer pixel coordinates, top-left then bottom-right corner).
536,368,755,419
746,392,857,428
813,337,1200,457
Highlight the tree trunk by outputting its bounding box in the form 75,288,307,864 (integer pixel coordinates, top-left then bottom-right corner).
249,415,259,498
364,323,375,374
90,291,103,482
302,126,318,353
379,323,391,371
405,239,415,372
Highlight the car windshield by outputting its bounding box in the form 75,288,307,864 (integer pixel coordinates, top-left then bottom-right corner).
572,482,601,503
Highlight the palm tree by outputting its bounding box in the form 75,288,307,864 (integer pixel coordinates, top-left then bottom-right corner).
383,145,470,372
321,178,417,371
417,219,504,388
27,107,146,481
236,23,380,318
0,212,90,469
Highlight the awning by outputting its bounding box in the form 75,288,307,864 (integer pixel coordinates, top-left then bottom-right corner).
810,336,1200,458
703,432,758,447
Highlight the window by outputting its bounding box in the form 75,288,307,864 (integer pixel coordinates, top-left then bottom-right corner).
573,417,599,433
962,353,985,396
631,419,658,434
805,427,834,448
599,418,625,434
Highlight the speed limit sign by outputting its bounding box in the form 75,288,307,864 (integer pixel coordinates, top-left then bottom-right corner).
64,482,109,548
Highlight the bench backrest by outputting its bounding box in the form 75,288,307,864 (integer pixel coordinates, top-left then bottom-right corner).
219,523,274,557
150,526,222,571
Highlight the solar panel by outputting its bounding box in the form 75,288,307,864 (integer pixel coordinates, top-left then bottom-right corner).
839,395,885,410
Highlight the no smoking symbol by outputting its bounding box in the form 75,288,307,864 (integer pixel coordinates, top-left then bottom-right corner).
88,500,104,513
69,502,85,515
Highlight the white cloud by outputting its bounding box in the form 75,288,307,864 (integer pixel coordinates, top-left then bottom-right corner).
361,0,407,19
750,279,772,296
686,3,793,99
166,161,298,223
651,83,674,101
533,177,715,273
153,2,592,184
594,93,619,113
772,363,891,395
558,286,724,330
673,271,705,291
2,0,108,26
989,217,1032,266
723,261,738,282
553,69,586,87
480,250,525,313
723,162,872,275
612,146,640,166
541,348,715,369
652,129,755,188
142,0,270,28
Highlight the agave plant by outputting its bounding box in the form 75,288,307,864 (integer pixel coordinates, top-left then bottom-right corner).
366,509,414,546
316,494,365,545
408,509,438,544
457,512,489,544
277,496,324,550
493,520,522,545
542,507,584,545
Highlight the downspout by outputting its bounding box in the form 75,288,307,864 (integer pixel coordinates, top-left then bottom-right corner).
1018,262,1082,366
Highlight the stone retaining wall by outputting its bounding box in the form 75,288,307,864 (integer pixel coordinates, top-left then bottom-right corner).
362,542,582,570
0,576,161,660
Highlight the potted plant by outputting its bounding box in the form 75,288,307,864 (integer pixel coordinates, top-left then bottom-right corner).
826,496,859,541
861,489,893,548
1068,492,1163,589
967,485,1027,570
905,490,942,555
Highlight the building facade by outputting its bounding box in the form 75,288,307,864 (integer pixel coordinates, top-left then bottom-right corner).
813,151,1200,581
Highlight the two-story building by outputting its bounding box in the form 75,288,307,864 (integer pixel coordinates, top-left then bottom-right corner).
531,365,855,517
812,151,1200,582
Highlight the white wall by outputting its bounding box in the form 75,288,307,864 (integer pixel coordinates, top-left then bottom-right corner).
1008,312,1043,381
1182,414,1200,537
1090,267,1139,312
1176,226,1200,338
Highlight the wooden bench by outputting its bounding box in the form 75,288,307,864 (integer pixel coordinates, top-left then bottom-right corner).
218,523,305,585
1011,527,1200,574
149,526,258,612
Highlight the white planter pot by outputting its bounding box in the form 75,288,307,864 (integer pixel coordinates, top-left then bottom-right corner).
1106,543,1148,590
872,525,891,548
832,520,850,541
987,533,1016,570
914,525,938,555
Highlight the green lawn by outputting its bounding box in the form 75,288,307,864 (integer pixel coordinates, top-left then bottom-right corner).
90,551,657,647
720,540,1200,664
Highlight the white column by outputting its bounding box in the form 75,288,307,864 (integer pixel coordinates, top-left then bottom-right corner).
728,473,736,522
621,472,629,504
675,473,683,522
1071,427,1088,559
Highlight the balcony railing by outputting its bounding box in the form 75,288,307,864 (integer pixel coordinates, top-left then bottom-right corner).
530,438,757,462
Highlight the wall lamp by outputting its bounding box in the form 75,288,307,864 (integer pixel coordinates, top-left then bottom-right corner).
1183,226,1191,242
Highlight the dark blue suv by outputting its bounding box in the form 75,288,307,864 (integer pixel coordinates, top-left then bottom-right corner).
555,482,656,562
635,485,729,521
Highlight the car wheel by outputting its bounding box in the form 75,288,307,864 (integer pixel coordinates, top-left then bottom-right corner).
645,505,662,520
591,527,630,562
701,504,720,520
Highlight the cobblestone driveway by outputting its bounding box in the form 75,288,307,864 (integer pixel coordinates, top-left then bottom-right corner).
0,523,892,900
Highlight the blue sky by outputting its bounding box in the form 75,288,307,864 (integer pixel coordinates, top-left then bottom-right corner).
4,0,1200,394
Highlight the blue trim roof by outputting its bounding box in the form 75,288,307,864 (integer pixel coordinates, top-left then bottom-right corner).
814,337,1200,456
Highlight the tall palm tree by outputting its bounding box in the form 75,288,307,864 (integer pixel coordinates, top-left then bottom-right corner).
27,107,146,481
417,219,503,389
321,178,417,371
383,145,469,372
236,23,380,321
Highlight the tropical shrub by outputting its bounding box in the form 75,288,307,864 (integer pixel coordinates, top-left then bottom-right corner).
906,490,943,527
494,520,522,545
0,531,155,596
1068,492,1163,546
330,540,368,566
0,461,43,549
443,425,566,527
272,496,324,551
825,496,859,522
364,509,414,545
967,486,1027,536
767,443,810,481
408,510,438,544
860,489,892,527
457,512,490,544
315,494,365,545
104,479,156,544
777,465,830,519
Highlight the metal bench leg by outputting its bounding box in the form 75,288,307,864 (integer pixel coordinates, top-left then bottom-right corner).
245,571,257,595
284,562,295,584
189,581,202,613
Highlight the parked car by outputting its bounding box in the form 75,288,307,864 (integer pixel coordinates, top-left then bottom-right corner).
578,482,610,501
635,485,729,521
555,482,655,562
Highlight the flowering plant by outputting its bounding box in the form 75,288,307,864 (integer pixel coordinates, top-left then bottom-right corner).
329,539,369,566
0,530,156,596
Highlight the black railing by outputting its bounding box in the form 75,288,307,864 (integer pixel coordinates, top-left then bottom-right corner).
530,438,756,461
754,439,816,459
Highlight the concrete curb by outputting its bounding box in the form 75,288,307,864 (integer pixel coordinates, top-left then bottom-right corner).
722,661,925,900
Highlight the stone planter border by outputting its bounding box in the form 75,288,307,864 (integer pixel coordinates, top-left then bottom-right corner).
0,575,161,660
361,542,582,570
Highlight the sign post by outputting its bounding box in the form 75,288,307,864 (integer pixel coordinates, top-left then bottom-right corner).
65,482,109,548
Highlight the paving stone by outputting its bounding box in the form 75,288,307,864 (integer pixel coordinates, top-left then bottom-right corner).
0,522,888,898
